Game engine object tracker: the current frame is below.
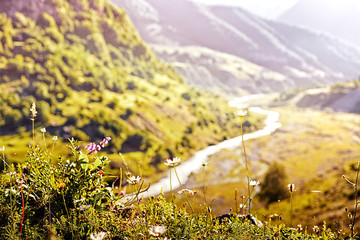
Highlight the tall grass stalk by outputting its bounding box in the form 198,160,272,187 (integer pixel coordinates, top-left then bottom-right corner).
62,192,74,239
235,189,238,213
238,111,251,213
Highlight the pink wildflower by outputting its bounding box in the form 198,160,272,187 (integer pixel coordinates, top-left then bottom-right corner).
85,143,101,155
99,137,111,148
120,190,125,196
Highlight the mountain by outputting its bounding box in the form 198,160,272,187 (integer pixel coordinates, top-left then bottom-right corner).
110,0,360,95
0,0,257,174
278,0,360,48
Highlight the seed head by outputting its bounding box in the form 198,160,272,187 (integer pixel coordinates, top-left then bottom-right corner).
30,103,37,120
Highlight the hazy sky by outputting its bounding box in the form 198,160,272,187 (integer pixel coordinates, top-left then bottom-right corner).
191,0,299,19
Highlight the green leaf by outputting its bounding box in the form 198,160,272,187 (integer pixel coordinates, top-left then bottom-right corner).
79,153,89,170
92,157,102,170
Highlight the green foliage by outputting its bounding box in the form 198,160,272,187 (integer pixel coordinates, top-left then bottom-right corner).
258,162,290,205
0,139,344,239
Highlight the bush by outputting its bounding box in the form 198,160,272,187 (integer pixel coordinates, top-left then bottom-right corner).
258,162,290,205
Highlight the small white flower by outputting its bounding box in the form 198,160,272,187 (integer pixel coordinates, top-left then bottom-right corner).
79,205,91,211
249,180,260,186
177,189,194,195
52,136,58,141
235,109,247,117
40,128,46,133
239,204,247,209
0,146,4,151
127,176,141,185
90,232,107,240
148,225,167,237
164,157,181,167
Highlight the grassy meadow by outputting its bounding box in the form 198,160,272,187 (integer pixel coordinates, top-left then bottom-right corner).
0,105,348,239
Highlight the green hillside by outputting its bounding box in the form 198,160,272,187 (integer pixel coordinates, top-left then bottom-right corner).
0,0,262,180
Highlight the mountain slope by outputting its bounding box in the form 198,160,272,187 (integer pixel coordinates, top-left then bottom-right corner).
110,0,360,94
0,0,259,176
274,80,360,114
278,0,360,48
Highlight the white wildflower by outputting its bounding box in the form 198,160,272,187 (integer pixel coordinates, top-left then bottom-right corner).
177,189,195,195
164,157,181,167
127,176,141,185
235,109,247,117
90,232,107,240
249,180,260,186
148,225,167,237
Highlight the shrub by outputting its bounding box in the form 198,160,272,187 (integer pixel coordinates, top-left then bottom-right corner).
258,162,290,205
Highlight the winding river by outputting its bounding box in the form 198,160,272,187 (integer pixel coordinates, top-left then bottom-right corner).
141,96,281,198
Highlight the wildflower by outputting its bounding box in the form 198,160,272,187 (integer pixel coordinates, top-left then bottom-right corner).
178,189,195,195
52,136,58,141
127,176,141,185
313,225,320,234
98,171,104,176
164,157,181,167
239,204,247,210
85,143,101,155
249,180,260,186
90,232,107,240
6,172,16,176
79,205,91,211
120,190,125,196
235,109,247,117
202,162,208,167
30,103,37,120
0,146,4,151
148,225,167,237
99,137,111,148
288,183,295,193
40,128,46,133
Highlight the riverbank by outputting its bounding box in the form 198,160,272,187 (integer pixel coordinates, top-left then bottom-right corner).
142,102,281,198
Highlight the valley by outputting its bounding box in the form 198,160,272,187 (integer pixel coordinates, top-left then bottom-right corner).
178,99,360,233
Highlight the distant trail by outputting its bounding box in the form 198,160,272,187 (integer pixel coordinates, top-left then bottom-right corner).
141,96,281,198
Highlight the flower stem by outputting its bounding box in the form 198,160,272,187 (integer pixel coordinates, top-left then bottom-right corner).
173,166,195,215
202,165,207,205
20,182,24,233
169,168,173,203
